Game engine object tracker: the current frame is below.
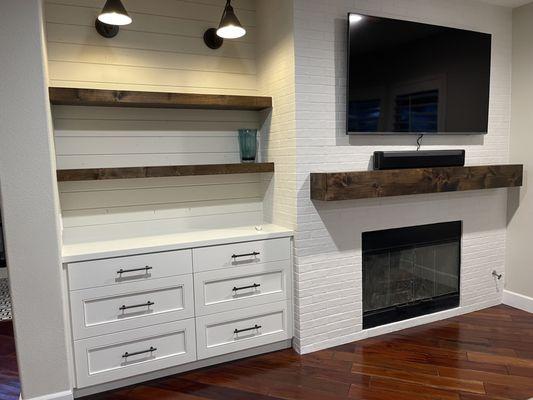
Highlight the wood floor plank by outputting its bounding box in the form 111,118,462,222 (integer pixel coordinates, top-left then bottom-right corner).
333,350,440,376
506,364,533,377
437,365,533,389
467,351,533,368
483,382,533,400
350,363,486,394
367,375,461,400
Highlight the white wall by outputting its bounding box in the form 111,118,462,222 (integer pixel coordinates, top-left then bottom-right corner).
257,0,297,230
505,2,533,300
292,0,513,353
45,0,257,95
53,105,266,244
44,0,270,241
0,1,72,398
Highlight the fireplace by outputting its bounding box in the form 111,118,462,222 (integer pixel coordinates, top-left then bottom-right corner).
363,221,461,329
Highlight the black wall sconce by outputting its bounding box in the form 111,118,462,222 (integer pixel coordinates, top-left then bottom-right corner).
204,0,246,49
95,0,132,38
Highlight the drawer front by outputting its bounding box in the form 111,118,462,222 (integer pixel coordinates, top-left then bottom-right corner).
193,237,291,273
196,301,292,360
74,319,196,388
194,261,291,316
68,250,192,291
70,276,194,339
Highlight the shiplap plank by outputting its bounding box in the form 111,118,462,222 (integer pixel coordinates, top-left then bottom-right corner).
45,0,257,26
47,42,257,76
62,198,263,227
59,181,263,210
48,61,257,92
48,80,258,95
46,24,255,60
54,130,237,138
55,136,239,155
56,153,242,169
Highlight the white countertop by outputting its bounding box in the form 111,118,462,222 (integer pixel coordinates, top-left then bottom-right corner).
62,224,293,263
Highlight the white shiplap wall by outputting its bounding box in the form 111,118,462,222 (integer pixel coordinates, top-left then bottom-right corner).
45,0,257,94
45,0,269,242
53,106,266,244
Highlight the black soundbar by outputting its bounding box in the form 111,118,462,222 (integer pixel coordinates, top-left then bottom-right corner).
373,150,466,170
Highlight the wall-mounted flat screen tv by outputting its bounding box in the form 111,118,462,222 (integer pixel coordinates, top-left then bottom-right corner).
347,14,492,135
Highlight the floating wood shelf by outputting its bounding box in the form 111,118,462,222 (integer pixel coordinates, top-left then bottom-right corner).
57,163,274,182
49,87,272,111
311,165,523,201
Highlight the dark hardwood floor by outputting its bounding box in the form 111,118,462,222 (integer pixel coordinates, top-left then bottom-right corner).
84,305,533,400
0,321,19,400
2,306,533,400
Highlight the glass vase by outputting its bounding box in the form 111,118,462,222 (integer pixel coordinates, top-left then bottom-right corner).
238,129,258,163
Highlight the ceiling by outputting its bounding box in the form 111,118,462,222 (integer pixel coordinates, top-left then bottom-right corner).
476,0,532,7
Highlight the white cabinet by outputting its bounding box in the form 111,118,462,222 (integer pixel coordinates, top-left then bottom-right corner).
192,237,291,272
68,249,192,290
74,319,196,388
195,301,292,360
70,275,194,339
66,235,292,389
194,261,290,316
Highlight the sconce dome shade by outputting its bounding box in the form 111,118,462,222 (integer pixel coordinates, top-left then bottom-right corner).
216,2,246,39
98,0,132,26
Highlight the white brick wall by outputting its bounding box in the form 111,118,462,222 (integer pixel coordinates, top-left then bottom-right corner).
257,0,297,230
291,0,512,353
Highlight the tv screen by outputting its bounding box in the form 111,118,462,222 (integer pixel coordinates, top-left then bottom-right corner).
347,14,492,135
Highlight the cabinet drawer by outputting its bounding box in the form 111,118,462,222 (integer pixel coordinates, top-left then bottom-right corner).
193,238,291,273
194,261,290,316
196,301,292,360
74,319,196,388
68,250,192,291
70,276,194,339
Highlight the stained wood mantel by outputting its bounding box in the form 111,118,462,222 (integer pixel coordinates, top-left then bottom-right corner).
310,164,523,201
49,87,272,111
57,163,274,182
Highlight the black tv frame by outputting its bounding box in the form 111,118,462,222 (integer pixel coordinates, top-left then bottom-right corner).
346,13,492,136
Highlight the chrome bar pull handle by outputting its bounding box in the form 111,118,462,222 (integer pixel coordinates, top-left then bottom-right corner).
119,301,154,311
117,266,152,275
122,346,157,359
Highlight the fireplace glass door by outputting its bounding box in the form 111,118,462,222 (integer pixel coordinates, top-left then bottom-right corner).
363,221,461,329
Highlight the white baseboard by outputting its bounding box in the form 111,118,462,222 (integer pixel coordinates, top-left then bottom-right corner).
503,290,533,313
20,390,73,400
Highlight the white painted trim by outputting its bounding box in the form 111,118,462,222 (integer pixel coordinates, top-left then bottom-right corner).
20,390,73,400
73,339,293,398
297,299,501,354
503,290,533,313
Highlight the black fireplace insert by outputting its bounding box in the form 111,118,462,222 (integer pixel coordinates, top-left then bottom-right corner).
363,221,461,329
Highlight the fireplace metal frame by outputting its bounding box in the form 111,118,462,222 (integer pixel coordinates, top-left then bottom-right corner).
362,221,461,329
